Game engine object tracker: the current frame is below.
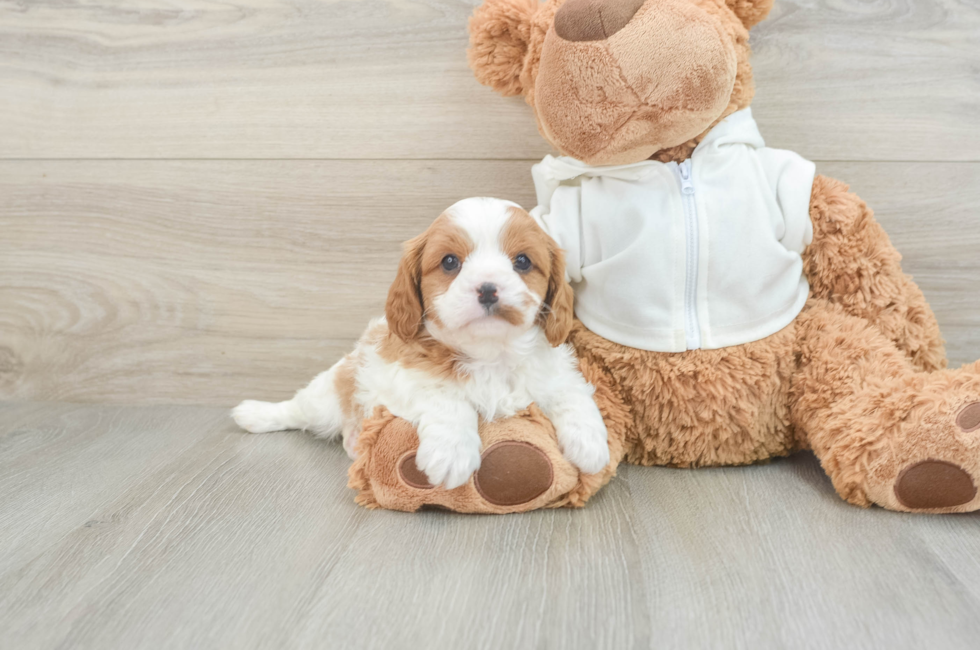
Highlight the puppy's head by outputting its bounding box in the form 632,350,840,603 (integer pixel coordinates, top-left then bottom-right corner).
385,197,574,347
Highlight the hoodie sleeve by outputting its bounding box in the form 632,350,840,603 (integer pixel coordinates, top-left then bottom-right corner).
530,185,584,283
756,147,816,254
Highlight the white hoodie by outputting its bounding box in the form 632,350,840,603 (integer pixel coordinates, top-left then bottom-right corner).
530,108,816,352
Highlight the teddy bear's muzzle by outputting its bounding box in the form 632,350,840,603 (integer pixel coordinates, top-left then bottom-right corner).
535,0,738,165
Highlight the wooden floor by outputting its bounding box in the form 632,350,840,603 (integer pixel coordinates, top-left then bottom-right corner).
2,401,980,650
3,0,980,647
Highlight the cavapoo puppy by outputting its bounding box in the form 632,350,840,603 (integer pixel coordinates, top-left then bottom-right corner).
232,197,609,489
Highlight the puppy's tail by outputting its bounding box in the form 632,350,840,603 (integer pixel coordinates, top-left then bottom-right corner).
232,361,348,438
231,399,301,434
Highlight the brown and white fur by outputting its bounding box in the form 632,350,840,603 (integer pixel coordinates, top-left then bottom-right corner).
232,197,609,489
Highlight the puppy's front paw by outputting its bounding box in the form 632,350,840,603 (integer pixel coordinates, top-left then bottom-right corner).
415,427,482,490
556,410,610,475
232,400,286,434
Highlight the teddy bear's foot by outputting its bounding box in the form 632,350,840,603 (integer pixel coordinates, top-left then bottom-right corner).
891,401,980,510
863,388,980,513
395,441,555,507
348,404,619,513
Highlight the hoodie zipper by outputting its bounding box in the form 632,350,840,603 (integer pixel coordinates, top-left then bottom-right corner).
675,159,701,350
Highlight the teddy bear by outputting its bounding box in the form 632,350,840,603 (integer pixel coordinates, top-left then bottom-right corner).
348,0,980,514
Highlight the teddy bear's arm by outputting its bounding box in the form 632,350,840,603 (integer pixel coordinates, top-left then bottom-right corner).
802,174,946,372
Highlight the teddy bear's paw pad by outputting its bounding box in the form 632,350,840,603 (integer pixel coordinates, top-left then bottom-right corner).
418,504,454,513
894,460,977,510
474,441,553,506
397,452,434,490
956,402,980,433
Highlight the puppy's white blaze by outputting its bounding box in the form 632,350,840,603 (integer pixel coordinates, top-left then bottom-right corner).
445,197,521,247
232,198,611,488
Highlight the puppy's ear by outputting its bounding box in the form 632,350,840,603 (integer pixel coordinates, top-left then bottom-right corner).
468,0,538,97
541,242,575,346
386,234,426,342
726,0,773,28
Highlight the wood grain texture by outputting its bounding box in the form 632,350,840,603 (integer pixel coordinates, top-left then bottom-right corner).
2,401,980,650
0,0,977,161
2,160,978,405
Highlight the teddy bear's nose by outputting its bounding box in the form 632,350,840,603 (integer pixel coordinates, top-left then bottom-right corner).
554,0,647,42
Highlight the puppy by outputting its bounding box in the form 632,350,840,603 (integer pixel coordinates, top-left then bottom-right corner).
232,197,609,489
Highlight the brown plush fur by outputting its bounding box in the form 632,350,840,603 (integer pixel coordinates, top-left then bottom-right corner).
468,0,540,96
803,175,947,373
348,0,980,513
348,403,627,512
791,300,980,512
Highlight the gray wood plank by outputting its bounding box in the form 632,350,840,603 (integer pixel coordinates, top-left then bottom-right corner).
0,402,644,650
286,477,649,650
0,402,368,649
3,402,980,649
1,160,977,406
751,0,980,163
0,0,977,161
628,456,980,649
0,402,234,575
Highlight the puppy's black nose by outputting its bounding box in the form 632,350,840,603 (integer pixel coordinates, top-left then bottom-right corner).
477,283,498,306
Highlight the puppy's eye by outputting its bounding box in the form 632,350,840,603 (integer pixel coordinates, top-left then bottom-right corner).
441,254,460,272
513,254,532,272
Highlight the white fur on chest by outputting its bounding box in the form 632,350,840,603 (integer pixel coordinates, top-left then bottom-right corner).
354,330,576,425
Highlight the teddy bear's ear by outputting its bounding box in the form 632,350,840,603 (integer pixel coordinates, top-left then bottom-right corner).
726,0,774,28
468,0,539,97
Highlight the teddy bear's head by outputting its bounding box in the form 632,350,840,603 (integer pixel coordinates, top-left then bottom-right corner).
468,0,771,165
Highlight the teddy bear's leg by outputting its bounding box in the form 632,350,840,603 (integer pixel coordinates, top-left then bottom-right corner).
804,175,947,372
568,319,800,467
791,299,980,512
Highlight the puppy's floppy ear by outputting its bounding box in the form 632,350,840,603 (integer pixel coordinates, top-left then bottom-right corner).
726,0,774,28
541,241,575,347
468,0,538,97
385,234,427,342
